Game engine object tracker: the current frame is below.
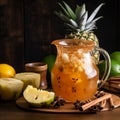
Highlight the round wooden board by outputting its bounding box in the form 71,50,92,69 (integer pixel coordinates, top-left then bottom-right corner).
16,93,120,113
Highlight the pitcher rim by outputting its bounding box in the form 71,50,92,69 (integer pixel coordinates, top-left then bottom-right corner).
51,39,95,48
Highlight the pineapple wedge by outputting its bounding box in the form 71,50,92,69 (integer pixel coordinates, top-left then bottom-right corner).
23,85,55,107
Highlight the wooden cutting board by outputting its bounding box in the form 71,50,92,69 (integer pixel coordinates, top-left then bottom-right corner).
16,93,120,113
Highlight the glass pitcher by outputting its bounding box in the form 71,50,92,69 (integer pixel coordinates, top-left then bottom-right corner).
51,39,111,102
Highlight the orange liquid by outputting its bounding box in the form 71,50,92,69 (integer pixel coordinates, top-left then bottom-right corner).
51,53,99,102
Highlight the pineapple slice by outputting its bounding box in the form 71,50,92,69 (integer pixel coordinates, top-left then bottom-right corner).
23,85,55,107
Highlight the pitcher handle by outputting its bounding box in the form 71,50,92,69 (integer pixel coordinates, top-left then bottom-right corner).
95,47,111,89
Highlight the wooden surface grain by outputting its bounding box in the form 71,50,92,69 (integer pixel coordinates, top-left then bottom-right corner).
0,99,120,120
15,93,120,113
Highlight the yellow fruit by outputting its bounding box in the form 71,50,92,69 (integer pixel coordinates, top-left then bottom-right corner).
14,72,40,90
0,64,16,78
23,85,55,107
0,78,23,100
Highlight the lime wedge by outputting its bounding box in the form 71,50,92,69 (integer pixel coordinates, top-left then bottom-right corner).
23,85,55,107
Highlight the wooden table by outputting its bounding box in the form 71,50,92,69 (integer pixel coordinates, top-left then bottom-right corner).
0,100,120,120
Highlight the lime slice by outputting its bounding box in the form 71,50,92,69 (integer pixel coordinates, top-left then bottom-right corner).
23,85,55,107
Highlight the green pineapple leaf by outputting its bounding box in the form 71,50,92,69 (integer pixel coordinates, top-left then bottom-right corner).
79,11,88,31
85,24,96,32
69,19,78,28
85,16,103,30
85,25,97,32
87,3,104,24
54,1,104,35
75,5,81,18
77,4,86,22
58,3,70,17
64,23,77,31
54,11,70,22
91,16,103,23
57,1,76,20
62,1,76,20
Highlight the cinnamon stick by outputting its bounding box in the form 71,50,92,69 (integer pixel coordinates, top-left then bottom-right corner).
109,77,120,81
103,84,120,93
100,100,106,108
79,93,112,111
104,82,120,91
108,97,115,108
109,81,120,84
109,77,120,84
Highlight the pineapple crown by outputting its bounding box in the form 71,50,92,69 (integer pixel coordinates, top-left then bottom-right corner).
54,1,104,33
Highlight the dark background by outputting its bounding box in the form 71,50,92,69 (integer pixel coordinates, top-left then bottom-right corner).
0,0,120,72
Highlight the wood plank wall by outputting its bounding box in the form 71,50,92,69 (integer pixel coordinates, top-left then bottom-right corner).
0,0,120,72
